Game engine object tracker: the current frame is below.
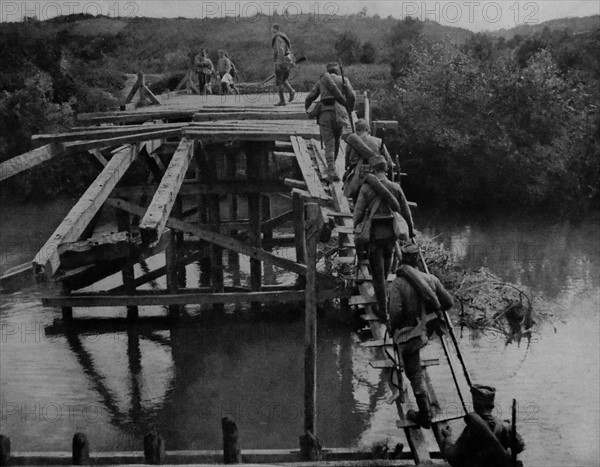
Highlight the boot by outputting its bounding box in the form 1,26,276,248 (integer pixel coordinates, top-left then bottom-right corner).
286,83,296,102
275,88,286,106
407,393,432,429
327,165,340,182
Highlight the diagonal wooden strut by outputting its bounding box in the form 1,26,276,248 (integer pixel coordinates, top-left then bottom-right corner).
107,198,308,276
32,145,139,279
139,137,195,244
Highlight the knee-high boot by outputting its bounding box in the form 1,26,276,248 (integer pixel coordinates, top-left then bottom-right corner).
407,393,432,429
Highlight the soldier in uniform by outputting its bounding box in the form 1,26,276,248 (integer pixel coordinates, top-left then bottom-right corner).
343,118,395,201
194,49,214,94
305,63,356,181
271,23,295,106
216,49,232,95
388,244,453,429
441,385,525,467
353,159,414,323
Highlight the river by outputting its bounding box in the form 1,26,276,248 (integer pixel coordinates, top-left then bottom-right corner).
0,201,598,466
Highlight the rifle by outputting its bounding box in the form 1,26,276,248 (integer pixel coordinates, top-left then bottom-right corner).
338,59,355,133
262,55,308,84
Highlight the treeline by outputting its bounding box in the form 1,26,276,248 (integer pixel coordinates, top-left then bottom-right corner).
374,19,599,213
0,14,598,212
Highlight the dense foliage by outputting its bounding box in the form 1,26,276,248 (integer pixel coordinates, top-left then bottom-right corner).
375,19,600,213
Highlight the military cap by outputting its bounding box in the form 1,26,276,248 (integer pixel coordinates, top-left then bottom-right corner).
471,384,496,413
401,244,419,255
326,62,340,73
355,119,370,132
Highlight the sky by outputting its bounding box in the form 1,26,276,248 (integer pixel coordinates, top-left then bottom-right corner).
1,0,599,31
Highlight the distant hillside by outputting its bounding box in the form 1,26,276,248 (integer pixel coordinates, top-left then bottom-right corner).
489,15,599,39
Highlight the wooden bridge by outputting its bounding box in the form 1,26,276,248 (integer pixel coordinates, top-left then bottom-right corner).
0,88,466,465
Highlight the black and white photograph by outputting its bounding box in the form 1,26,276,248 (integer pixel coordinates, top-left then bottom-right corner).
0,1,598,466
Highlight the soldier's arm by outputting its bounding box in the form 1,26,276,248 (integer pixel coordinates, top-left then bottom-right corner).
432,276,454,311
382,145,394,169
224,58,232,74
304,82,320,110
352,187,369,226
396,186,415,238
275,36,286,62
344,78,357,111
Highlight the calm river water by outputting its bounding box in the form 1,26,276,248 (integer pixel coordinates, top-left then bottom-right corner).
0,201,598,467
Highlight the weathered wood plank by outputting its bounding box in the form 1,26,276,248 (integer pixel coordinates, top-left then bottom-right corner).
32,123,186,144
139,137,194,244
291,136,329,201
193,112,307,121
43,290,310,307
32,145,138,278
0,142,66,181
107,198,308,276
64,129,181,153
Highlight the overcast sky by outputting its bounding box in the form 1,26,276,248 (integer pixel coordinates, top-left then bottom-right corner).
2,1,599,31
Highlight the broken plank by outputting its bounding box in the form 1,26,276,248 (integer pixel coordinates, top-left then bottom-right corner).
139,137,194,245
0,142,66,181
108,198,308,276
32,145,138,278
290,136,329,201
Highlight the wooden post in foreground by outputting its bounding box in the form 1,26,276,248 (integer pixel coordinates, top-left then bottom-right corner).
0,435,10,466
222,416,242,464
144,430,165,464
72,432,90,465
300,202,322,461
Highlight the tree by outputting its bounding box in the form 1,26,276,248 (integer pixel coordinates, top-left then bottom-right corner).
334,31,361,64
359,41,377,64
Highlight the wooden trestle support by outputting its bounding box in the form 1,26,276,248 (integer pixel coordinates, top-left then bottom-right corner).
0,90,464,465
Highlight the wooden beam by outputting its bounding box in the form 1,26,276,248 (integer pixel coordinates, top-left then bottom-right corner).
32,145,138,278
193,111,307,121
107,198,308,276
64,129,181,153
290,136,329,201
261,209,293,231
42,290,310,307
0,142,66,181
139,137,194,244
32,123,185,144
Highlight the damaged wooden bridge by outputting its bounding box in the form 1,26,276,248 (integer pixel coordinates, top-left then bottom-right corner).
0,89,460,465
0,93,361,317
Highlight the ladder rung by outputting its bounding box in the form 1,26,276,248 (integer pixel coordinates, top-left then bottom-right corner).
370,360,395,369
351,295,377,306
334,226,354,235
361,339,393,348
369,357,439,370
396,413,465,428
359,313,381,321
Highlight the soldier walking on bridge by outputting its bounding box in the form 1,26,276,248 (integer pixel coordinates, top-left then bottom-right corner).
305,63,356,181
271,23,296,106
353,158,414,322
194,48,214,94
441,385,525,467
388,244,453,429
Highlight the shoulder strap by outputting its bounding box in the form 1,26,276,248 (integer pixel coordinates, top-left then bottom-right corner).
366,196,382,221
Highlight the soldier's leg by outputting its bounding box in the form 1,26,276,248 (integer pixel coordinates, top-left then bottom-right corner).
403,344,432,428
275,65,286,106
283,68,295,102
369,240,388,322
319,111,338,180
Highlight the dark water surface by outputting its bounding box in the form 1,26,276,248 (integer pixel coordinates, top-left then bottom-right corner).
1,202,598,466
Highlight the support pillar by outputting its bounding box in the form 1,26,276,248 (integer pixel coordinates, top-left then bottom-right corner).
117,208,138,321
